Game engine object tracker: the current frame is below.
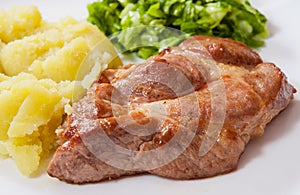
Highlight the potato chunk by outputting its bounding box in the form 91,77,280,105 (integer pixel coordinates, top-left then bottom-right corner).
0,73,73,176
29,37,90,82
0,16,107,78
0,6,42,43
8,85,61,137
1,29,65,76
0,41,4,73
10,144,42,176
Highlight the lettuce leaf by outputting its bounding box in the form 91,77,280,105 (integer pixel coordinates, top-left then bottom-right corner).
87,0,268,58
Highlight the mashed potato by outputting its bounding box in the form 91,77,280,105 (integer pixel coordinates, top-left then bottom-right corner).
0,6,42,43
0,73,73,176
0,41,4,73
1,15,108,81
0,6,120,176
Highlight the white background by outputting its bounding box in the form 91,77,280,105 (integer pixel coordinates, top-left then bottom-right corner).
0,0,299,194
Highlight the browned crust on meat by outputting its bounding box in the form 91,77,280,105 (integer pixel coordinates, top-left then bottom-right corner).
180,35,263,67
47,35,296,184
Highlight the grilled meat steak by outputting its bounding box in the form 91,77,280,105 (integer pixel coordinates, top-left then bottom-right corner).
47,36,296,184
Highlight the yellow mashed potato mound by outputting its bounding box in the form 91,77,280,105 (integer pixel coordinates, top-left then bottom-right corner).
0,6,42,43
0,6,120,176
0,73,73,176
1,15,107,81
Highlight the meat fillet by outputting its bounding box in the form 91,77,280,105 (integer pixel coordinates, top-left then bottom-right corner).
47,35,296,184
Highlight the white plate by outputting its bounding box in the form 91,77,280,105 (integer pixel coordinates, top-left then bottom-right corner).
1,0,300,195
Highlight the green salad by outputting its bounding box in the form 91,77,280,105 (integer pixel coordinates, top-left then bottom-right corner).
87,0,268,58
